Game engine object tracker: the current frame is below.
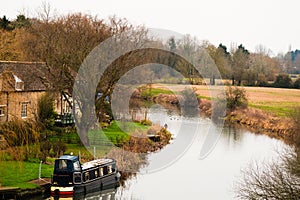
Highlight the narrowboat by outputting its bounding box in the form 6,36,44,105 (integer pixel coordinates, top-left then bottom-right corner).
50,155,120,199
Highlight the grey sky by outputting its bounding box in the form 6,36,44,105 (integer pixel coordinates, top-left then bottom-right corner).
1,0,299,55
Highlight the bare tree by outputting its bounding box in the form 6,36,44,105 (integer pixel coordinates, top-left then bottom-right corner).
236,148,300,200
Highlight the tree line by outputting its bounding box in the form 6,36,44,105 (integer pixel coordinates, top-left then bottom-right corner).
1,13,300,89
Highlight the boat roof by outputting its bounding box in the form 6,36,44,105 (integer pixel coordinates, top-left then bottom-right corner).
81,158,115,170
57,155,79,161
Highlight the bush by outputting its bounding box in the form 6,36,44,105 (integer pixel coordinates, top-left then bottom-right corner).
52,140,67,158
289,106,300,148
0,119,39,147
37,92,57,130
39,141,52,163
141,119,152,126
274,74,293,88
226,86,248,110
294,78,300,89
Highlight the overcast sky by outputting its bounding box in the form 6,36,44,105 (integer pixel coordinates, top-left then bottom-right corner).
1,0,300,55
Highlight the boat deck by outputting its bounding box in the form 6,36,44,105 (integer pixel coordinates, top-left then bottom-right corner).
81,158,114,170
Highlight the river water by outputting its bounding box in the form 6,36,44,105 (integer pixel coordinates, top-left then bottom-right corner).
112,106,289,200
41,106,289,200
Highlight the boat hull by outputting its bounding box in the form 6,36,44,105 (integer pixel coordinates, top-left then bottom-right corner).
50,173,119,199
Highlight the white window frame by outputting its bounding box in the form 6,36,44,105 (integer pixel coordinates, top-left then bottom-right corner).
0,105,6,117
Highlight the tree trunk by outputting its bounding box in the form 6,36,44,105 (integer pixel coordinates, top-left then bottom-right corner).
237,80,241,86
78,125,90,146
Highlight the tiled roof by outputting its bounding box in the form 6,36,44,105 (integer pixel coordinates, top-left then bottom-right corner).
0,61,52,91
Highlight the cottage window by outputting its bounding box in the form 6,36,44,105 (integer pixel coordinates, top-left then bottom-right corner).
13,75,24,91
21,103,28,118
15,81,24,91
0,105,6,117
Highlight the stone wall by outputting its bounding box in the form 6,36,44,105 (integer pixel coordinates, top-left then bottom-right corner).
0,91,45,122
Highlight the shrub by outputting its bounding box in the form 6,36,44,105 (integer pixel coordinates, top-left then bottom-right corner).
37,92,57,130
180,87,200,117
39,141,52,163
273,74,293,88
141,119,152,126
294,78,300,89
52,140,67,158
226,86,248,110
289,106,300,148
0,119,39,147
0,119,39,161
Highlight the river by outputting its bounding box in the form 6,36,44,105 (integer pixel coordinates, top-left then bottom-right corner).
112,106,289,200
41,106,289,200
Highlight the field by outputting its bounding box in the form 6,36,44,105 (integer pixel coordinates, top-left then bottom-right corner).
153,84,300,117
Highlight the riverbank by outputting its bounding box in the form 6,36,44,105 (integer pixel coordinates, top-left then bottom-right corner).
0,120,172,196
199,98,296,144
0,181,50,200
132,84,299,146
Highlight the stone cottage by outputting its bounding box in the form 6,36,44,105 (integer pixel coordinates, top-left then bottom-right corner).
0,61,72,123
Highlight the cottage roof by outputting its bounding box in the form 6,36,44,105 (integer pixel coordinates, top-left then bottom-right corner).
0,61,52,91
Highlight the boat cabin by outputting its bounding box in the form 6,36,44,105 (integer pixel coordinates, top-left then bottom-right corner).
51,155,120,198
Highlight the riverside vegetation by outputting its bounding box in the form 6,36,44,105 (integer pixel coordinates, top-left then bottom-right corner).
0,92,172,189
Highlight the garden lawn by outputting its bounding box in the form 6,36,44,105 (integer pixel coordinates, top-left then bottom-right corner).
0,161,53,189
89,120,148,145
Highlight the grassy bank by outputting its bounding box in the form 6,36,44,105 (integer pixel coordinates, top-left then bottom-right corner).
141,87,175,98
0,120,151,188
248,102,299,117
0,161,52,188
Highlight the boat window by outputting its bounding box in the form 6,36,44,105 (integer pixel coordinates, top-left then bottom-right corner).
73,161,81,171
74,172,82,183
85,172,89,181
100,168,103,176
58,160,68,170
103,166,108,175
108,165,112,174
95,170,98,177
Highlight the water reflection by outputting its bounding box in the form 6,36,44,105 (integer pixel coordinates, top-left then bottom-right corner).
50,188,117,200
222,124,243,148
112,106,290,200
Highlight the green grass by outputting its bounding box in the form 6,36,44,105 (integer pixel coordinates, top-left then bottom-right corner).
141,88,175,97
49,121,149,159
89,120,148,146
249,102,298,117
198,95,212,100
50,121,148,146
0,161,53,189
